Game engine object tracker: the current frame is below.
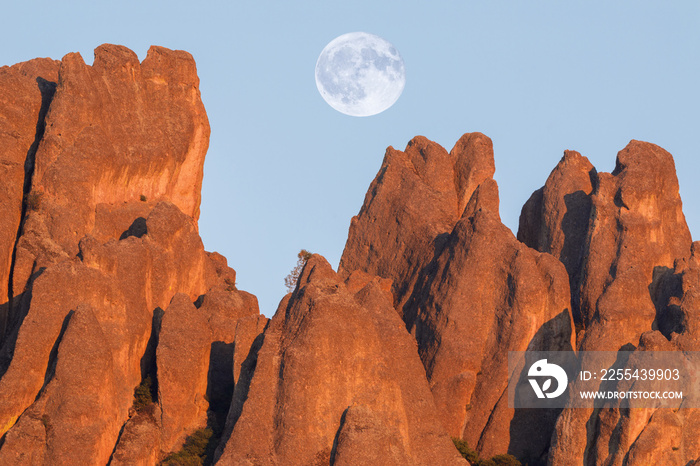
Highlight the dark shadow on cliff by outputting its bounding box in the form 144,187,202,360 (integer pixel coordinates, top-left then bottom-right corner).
399,231,451,375
329,407,350,465
211,322,269,463
507,309,575,465
140,307,164,398
206,341,235,438
0,268,44,380
35,310,74,401
119,217,147,240
648,265,684,339
4,77,57,348
561,190,592,325
582,345,633,465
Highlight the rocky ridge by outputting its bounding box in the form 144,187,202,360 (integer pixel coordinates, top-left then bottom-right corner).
0,45,698,466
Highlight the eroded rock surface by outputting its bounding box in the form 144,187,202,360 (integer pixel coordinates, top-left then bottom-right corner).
520,142,696,465
217,255,466,465
12,43,210,310
0,45,258,465
405,179,574,460
2,44,699,466
0,57,59,340
340,134,575,462
339,132,494,309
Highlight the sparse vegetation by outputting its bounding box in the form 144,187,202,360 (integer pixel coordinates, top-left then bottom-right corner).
452,438,480,463
224,277,236,292
26,191,43,211
160,427,214,466
490,454,523,466
133,375,155,412
451,438,522,466
140,194,147,202
284,249,312,293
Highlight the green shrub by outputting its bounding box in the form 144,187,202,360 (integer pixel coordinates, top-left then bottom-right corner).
452,438,479,463
140,194,147,202
491,454,522,466
477,460,497,466
452,438,521,466
161,427,214,466
133,375,154,412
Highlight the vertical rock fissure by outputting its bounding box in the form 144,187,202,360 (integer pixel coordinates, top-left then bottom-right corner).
106,419,129,466
211,331,266,463
5,77,56,338
36,310,74,401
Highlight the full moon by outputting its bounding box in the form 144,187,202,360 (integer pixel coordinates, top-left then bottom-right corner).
315,32,406,117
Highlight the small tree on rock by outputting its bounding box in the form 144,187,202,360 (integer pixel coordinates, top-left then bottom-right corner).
285,249,312,293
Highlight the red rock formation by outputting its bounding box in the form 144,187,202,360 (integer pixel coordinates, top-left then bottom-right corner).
0,45,258,465
0,58,59,340
217,255,466,465
339,133,494,309
3,44,700,466
404,179,574,460
11,44,210,309
109,407,162,466
521,142,695,465
340,134,574,461
0,202,232,462
157,293,212,453
518,150,596,329
573,244,700,466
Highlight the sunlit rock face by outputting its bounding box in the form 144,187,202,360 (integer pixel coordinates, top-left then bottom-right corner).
1,44,699,466
0,45,259,464
340,132,700,465
339,133,574,461
520,141,698,465
216,255,466,466
0,57,59,339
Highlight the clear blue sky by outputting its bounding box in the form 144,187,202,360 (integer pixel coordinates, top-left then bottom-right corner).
2,2,699,315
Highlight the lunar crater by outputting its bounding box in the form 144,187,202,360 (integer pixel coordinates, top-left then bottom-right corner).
315,32,406,117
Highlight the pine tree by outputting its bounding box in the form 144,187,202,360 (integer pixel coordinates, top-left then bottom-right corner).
284,249,312,293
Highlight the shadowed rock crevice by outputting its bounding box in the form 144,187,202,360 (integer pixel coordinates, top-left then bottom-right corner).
3,77,56,346
119,217,147,240
212,330,266,463
3,44,700,465
507,309,575,462
648,265,684,339
140,307,164,395
0,289,30,379
206,341,235,428
36,310,74,400
561,189,593,324
328,406,350,465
